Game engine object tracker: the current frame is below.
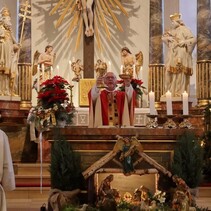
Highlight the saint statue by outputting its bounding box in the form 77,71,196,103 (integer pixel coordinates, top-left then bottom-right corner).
71,59,84,82
162,13,196,97
121,47,135,77
120,47,143,79
0,7,20,96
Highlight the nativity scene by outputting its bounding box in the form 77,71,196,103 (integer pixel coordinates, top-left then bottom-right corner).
0,0,211,211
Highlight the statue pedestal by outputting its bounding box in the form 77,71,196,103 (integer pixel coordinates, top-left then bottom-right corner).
0,96,28,124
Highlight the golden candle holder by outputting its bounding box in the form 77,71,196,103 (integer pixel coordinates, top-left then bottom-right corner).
163,115,177,129
119,73,133,80
146,115,158,128
179,115,193,129
69,84,74,108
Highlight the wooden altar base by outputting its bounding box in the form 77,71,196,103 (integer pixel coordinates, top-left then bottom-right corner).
39,127,204,205
0,99,29,124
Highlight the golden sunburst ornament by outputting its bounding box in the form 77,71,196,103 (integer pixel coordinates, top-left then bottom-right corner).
49,0,128,51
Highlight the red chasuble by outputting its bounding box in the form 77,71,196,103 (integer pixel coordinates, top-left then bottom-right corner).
89,89,135,127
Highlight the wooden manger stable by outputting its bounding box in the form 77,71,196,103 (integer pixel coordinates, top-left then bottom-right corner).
42,127,203,204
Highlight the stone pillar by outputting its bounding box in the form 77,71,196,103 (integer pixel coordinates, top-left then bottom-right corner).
197,0,211,105
197,0,211,60
18,0,32,109
148,0,164,102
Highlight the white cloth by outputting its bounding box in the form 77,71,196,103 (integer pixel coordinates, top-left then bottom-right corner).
0,129,16,211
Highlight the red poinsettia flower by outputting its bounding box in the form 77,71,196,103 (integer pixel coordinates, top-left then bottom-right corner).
117,78,146,97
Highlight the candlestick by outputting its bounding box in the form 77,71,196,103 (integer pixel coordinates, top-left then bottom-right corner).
37,65,40,92
132,64,135,78
50,66,53,78
120,65,123,74
149,91,156,115
69,60,72,84
166,91,173,115
41,64,44,81
140,66,143,79
108,61,111,70
182,91,189,115
56,65,59,76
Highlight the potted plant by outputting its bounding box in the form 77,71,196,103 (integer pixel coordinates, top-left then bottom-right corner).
117,78,146,107
171,131,204,203
28,76,75,131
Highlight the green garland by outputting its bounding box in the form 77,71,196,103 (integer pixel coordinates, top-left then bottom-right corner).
172,131,203,188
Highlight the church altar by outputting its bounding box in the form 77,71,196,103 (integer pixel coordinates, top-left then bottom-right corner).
41,126,204,166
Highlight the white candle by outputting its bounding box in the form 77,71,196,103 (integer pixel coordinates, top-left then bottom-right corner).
108,61,111,70
149,91,156,115
56,65,59,76
50,66,53,78
140,66,143,79
166,90,173,115
69,61,72,84
182,91,189,115
120,65,123,74
133,64,135,77
41,64,45,81
37,65,40,92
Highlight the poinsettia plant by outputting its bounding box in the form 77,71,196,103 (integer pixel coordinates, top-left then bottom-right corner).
37,76,70,108
117,78,146,98
28,76,75,130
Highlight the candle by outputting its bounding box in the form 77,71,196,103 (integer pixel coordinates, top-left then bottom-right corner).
41,64,44,81
37,65,40,92
149,91,156,115
56,65,59,76
182,91,189,115
166,91,172,115
140,66,143,79
69,61,72,84
120,65,123,74
133,64,135,77
50,66,53,78
72,57,75,62
108,61,111,70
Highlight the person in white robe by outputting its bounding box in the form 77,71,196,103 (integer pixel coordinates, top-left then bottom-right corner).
0,129,16,211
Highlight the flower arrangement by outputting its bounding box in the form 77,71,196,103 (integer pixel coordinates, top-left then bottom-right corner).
117,79,146,98
28,76,75,130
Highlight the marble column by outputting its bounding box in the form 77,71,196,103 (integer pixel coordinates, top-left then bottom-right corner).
18,0,32,108
196,0,211,104
197,0,211,60
148,0,164,102
18,0,31,63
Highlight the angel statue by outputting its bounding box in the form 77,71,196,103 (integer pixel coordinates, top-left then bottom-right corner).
32,45,56,91
71,59,84,82
120,47,143,79
135,51,143,79
94,59,107,77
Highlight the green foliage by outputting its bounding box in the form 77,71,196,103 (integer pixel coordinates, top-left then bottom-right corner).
50,140,85,191
116,200,133,211
203,131,211,179
172,131,203,188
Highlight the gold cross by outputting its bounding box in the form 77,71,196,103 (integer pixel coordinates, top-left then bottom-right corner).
18,0,31,45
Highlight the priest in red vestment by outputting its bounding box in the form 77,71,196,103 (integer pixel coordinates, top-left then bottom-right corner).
88,72,136,128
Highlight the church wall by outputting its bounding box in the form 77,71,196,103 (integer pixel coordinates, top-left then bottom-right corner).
31,1,150,107
6,0,198,106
